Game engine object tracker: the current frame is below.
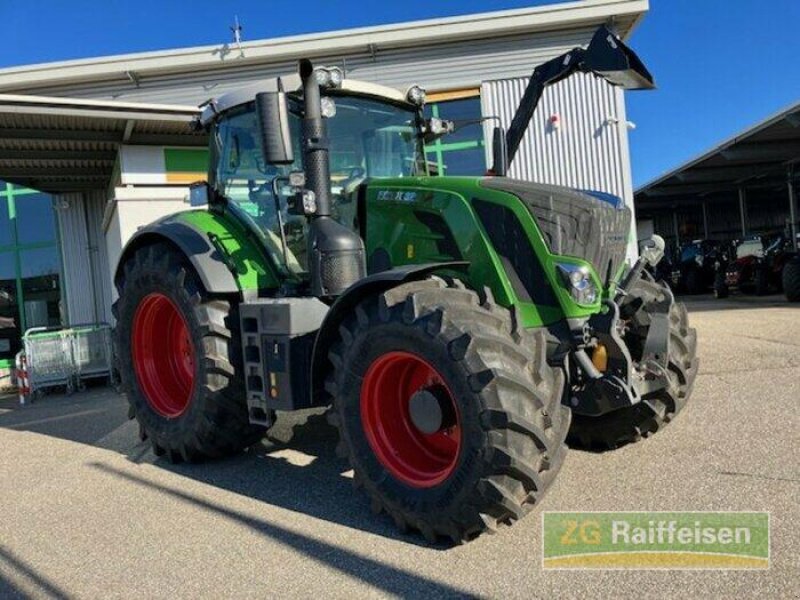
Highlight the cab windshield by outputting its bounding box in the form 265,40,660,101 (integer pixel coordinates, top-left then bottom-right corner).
212,95,424,274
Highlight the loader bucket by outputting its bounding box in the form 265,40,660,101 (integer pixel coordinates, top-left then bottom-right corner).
583,25,655,90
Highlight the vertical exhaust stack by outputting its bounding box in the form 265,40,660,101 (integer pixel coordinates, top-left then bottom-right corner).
299,59,367,298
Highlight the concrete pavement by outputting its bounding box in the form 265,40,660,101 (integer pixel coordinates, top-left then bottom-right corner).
0,295,797,599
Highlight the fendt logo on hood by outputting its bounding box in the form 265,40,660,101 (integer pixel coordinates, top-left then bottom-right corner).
377,190,418,203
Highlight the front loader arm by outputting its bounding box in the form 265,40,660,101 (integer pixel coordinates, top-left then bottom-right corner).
500,25,655,170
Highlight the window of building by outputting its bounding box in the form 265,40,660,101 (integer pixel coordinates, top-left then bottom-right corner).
0,183,62,368
424,91,487,176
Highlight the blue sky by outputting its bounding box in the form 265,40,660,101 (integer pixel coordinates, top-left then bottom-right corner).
1,0,798,188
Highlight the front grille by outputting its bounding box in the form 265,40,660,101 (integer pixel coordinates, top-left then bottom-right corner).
480,178,631,282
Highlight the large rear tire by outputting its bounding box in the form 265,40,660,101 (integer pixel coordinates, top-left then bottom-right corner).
326,278,570,543
114,243,266,462
568,277,699,451
783,257,800,302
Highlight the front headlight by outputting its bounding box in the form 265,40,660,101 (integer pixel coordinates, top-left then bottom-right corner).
556,263,598,305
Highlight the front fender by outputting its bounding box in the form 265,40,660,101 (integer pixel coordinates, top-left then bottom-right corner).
310,261,468,404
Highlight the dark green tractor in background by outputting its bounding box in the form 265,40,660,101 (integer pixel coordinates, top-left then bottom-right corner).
113,27,698,543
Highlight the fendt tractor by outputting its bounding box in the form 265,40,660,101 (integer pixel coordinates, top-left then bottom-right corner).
114,27,698,543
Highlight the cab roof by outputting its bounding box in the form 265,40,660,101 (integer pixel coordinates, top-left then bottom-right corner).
199,74,412,126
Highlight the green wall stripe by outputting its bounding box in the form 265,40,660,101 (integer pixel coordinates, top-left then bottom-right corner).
164,148,210,173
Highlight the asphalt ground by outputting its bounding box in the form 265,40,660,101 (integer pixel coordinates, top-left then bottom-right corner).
0,294,797,599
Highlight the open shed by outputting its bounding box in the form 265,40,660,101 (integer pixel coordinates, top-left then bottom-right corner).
635,101,800,251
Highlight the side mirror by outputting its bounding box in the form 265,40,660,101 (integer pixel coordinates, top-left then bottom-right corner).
255,91,294,165
491,126,508,176
188,181,211,207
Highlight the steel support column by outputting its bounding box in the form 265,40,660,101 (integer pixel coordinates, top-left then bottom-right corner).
672,210,680,248
702,201,709,238
738,187,747,237
789,167,798,250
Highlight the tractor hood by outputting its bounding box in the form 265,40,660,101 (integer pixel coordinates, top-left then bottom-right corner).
480,178,631,283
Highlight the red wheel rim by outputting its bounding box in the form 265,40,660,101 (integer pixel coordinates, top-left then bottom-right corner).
360,351,461,488
132,293,196,418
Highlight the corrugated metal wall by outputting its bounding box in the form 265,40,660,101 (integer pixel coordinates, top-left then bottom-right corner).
30,28,598,105
55,190,113,325
481,73,629,199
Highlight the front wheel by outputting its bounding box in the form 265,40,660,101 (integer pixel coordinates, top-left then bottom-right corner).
783,257,800,302
326,278,570,543
114,243,266,462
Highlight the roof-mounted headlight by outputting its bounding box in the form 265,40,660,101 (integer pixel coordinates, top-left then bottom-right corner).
314,67,344,89
406,85,426,106
314,68,332,88
328,67,344,88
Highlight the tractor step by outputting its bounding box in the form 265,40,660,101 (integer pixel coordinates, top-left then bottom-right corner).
239,298,328,423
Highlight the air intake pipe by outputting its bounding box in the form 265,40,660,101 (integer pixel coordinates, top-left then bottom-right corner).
298,59,366,298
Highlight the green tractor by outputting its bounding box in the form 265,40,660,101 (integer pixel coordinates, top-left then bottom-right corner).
113,27,698,542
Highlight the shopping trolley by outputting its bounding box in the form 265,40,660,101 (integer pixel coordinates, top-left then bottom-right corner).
70,322,115,390
22,327,75,398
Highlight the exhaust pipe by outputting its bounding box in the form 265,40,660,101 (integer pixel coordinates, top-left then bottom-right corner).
298,59,367,298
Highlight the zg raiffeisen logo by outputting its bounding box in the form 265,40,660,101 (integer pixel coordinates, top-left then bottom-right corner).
542,512,770,569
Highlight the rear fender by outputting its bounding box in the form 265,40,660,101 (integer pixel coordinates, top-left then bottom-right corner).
114,215,240,296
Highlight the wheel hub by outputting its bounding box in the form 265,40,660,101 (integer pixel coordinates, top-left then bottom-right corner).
360,351,461,489
131,293,196,418
408,387,456,435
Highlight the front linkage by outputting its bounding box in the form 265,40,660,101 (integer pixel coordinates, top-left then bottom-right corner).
565,237,699,450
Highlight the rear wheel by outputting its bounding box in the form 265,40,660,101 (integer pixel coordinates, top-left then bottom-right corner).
326,278,570,543
114,243,266,462
783,257,800,302
568,277,699,451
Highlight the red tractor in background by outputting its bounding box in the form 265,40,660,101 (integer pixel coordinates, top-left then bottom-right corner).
715,234,796,298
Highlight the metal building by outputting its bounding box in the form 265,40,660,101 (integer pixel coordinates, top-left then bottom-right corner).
635,101,800,253
0,0,648,373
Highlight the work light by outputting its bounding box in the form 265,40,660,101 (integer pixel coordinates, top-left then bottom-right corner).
406,85,426,106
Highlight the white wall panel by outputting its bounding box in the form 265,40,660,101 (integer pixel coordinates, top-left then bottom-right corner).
55,190,113,325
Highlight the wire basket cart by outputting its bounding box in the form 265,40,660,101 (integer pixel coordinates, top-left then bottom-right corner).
70,323,115,390
22,327,75,398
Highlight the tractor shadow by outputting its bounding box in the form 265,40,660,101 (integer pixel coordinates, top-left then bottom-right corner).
145,408,443,547
0,387,442,549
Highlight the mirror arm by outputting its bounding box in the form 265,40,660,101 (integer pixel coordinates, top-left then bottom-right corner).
270,177,291,267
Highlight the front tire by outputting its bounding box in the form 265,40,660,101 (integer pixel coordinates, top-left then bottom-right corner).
783,257,800,302
568,277,699,451
326,278,570,543
114,243,266,462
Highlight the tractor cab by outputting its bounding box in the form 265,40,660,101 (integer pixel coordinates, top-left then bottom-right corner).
195,72,436,287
